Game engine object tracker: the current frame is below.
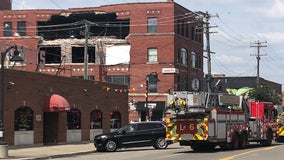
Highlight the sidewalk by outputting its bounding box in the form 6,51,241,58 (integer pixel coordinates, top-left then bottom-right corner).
6,142,95,160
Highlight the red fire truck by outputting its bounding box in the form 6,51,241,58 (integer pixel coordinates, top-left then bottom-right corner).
165,92,277,151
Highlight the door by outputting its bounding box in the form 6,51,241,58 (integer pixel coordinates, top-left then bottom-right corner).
43,112,59,145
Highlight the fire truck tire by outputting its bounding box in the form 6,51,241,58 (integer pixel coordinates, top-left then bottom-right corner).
231,132,239,150
239,132,248,149
261,129,273,146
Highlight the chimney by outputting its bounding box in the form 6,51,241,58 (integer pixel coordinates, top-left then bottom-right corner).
167,0,174,2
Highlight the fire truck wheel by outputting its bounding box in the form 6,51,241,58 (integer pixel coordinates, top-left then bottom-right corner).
261,129,273,146
239,133,248,149
231,132,239,150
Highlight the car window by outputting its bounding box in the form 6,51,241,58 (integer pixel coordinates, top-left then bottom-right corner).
137,124,148,131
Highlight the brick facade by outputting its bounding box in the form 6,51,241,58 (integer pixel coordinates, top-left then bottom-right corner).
3,69,128,145
0,2,204,123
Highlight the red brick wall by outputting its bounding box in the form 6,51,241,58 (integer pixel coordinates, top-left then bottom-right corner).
4,69,128,145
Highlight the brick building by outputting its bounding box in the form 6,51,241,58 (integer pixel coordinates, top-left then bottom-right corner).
0,1,204,123
3,69,128,146
0,0,11,10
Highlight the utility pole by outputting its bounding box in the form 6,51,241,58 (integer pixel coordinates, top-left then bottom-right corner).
250,40,267,86
196,11,218,94
83,20,91,80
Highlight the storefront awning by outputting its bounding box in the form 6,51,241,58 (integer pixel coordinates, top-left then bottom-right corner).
43,94,71,112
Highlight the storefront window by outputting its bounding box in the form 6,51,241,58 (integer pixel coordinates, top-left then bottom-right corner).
90,110,102,129
110,111,121,129
14,106,33,131
67,108,81,129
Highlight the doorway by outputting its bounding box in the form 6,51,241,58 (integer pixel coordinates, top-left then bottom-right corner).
43,112,59,145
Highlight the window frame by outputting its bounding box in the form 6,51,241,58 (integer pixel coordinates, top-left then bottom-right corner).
17,21,26,36
147,17,158,33
147,48,158,62
4,22,12,37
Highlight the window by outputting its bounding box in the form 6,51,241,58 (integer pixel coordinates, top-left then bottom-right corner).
17,21,26,36
4,22,12,37
191,51,197,68
148,48,158,62
107,75,130,86
147,74,158,93
180,76,188,91
180,48,187,65
67,108,81,129
90,110,102,129
71,46,95,63
14,107,33,131
40,47,61,64
147,18,157,33
110,111,121,129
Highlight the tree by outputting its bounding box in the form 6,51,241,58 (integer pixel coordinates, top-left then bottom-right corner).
248,85,281,104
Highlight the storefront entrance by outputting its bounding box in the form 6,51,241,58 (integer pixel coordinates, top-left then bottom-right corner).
43,112,59,145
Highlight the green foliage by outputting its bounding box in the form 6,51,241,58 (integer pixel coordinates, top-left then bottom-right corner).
248,85,281,104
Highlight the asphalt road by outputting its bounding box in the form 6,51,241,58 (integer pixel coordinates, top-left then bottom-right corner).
54,141,284,160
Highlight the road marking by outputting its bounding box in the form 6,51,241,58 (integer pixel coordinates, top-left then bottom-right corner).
219,146,279,160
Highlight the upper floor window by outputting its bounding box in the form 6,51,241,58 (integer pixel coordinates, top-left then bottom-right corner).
148,48,158,62
191,51,198,68
147,18,157,33
107,75,130,86
179,48,187,65
17,21,26,36
147,74,158,93
72,46,95,63
4,22,12,37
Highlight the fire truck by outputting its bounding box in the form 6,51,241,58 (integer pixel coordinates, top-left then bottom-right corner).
165,91,277,151
276,112,284,142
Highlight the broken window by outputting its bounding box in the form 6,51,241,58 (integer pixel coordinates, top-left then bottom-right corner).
4,22,12,37
39,47,61,64
37,13,130,40
71,46,95,63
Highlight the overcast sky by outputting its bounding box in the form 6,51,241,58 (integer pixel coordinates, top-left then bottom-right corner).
12,0,284,90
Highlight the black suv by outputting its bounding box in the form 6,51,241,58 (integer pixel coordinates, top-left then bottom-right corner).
94,121,168,152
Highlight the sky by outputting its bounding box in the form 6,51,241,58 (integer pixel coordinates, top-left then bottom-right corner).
11,0,284,90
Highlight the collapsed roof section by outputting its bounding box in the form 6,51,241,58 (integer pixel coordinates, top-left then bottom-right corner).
37,11,130,40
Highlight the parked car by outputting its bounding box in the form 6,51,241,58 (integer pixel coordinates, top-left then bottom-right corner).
94,121,169,152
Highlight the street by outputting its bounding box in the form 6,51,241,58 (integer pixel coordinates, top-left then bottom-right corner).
54,142,284,160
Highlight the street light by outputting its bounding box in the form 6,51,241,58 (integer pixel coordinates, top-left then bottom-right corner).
0,46,24,158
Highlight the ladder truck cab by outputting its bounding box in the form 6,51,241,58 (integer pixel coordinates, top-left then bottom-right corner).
165,92,276,151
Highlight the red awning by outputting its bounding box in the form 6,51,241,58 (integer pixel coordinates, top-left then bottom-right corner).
43,94,71,112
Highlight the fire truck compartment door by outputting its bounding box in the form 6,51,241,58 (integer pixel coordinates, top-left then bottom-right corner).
209,121,226,138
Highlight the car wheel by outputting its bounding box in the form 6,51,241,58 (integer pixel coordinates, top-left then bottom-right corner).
105,139,118,152
154,137,168,149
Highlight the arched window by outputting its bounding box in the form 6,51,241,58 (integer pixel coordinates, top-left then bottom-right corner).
67,108,81,129
90,110,102,129
110,111,121,129
14,106,33,131
191,51,198,68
